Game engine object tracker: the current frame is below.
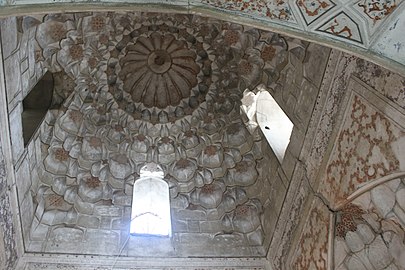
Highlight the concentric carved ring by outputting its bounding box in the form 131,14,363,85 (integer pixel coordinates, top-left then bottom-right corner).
119,33,200,108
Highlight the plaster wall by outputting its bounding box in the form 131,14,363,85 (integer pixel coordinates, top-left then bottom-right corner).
258,42,331,252
0,0,404,76
279,51,405,269
1,13,48,241
0,10,331,268
5,16,46,139
0,18,24,270
0,128,18,270
0,8,403,270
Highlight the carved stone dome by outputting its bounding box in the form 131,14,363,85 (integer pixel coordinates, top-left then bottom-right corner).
118,33,200,108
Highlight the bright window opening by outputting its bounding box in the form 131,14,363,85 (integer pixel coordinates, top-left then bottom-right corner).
241,86,294,162
130,163,171,237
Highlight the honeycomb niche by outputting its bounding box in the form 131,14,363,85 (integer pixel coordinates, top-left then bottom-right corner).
17,12,296,258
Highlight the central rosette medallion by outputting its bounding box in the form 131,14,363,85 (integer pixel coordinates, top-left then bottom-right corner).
107,18,216,124
118,33,200,109
147,49,172,74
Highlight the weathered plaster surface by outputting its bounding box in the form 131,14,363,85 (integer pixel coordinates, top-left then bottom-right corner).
17,255,270,270
0,0,404,75
0,9,332,267
320,77,405,207
0,6,403,270
291,196,331,269
268,49,405,270
0,23,19,270
0,138,18,270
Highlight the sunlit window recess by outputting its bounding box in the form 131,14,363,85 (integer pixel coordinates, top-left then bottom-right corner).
130,163,172,237
241,85,294,162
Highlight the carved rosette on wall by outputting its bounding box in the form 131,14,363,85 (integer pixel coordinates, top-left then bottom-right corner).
118,33,200,108
107,15,217,124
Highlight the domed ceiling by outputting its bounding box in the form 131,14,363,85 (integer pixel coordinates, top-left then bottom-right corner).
24,11,305,257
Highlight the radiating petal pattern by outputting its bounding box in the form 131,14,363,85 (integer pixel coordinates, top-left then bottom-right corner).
119,33,200,108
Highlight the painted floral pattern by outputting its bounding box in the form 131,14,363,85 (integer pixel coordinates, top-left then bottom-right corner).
296,0,335,25
201,0,296,22
321,93,403,205
358,0,398,22
292,198,330,269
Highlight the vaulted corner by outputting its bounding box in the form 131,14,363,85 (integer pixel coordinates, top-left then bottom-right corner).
286,54,405,270
0,8,404,270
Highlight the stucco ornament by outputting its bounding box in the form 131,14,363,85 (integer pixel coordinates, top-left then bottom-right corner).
107,14,219,125
225,155,258,186
119,33,200,108
57,31,85,72
222,199,263,233
27,11,292,256
171,158,198,183
109,153,134,179
333,178,405,270
44,145,71,176
237,48,264,90
57,109,85,135
77,172,105,203
80,136,104,161
36,20,68,49
190,182,225,209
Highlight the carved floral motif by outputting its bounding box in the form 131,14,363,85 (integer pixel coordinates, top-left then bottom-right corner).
335,203,365,237
119,33,200,108
334,179,405,269
27,11,294,256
